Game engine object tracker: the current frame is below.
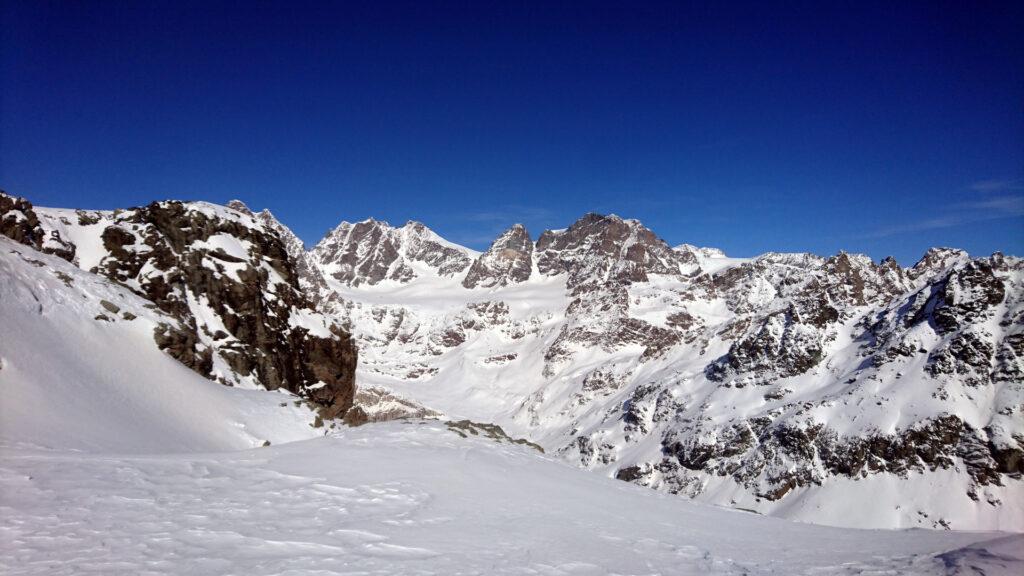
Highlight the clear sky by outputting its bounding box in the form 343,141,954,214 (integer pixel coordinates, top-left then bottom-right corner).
2,1,1021,263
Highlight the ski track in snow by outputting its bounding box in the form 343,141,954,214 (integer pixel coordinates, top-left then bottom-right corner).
2,423,1022,576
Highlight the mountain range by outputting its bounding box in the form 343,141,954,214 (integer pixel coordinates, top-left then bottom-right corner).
1,189,1021,532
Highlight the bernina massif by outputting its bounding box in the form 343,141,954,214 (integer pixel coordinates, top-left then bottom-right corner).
1,190,1021,574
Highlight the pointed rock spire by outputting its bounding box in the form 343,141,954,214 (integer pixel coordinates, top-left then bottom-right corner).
463,224,534,288
225,199,253,216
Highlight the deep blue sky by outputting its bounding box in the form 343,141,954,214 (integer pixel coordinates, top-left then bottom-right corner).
2,1,1022,263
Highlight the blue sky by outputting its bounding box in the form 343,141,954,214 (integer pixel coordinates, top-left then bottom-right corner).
2,1,1021,263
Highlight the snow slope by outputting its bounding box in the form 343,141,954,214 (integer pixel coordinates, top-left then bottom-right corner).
0,236,321,453
2,422,1022,575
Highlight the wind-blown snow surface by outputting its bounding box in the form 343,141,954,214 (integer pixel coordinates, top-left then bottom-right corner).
1,234,1022,574
3,423,1023,575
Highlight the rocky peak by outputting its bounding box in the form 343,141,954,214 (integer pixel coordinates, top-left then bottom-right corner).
708,249,921,384
911,247,970,282
399,220,475,276
103,201,356,411
462,223,534,289
249,206,329,298
225,199,253,216
222,199,314,281
533,214,693,370
313,219,407,286
675,243,727,260
712,252,824,314
312,218,473,287
816,251,912,307
535,213,687,289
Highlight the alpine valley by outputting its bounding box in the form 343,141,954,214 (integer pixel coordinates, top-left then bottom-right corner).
2,189,1022,574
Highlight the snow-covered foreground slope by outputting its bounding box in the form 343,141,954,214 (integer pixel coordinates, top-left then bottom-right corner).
0,237,321,453
3,422,1022,576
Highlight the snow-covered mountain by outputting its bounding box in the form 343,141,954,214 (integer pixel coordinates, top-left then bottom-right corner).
2,190,1021,533
311,217,478,287
308,211,1024,531
8,210,1017,574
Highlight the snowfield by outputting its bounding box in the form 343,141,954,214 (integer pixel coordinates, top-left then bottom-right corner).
3,423,1023,576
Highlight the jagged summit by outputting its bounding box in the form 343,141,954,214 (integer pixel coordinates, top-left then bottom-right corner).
463,223,534,289
225,199,253,215
912,246,971,278
311,217,475,287
675,243,727,259
535,211,689,287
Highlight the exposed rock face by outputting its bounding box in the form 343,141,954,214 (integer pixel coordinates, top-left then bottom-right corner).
910,247,970,280
0,192,76,262
343,386,442,426
706,251,919,384
535,213,688,288
639,413,1017,504
2,194,358,416
236,200,332,299
535,214,695,372
463,224,534,288
312,218,473,287
444,419,544,453
591,251,1023,524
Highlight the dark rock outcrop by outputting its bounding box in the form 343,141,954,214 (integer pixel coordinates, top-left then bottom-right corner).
0,191,76,262
4,193,358,416
463,224,533,288
97,200,357,413
648,414,1022,502
535,213,687,288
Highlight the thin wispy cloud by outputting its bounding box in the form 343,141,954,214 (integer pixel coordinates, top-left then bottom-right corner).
969,178,1023,192
864,194,1024,238
463,206,556,224
867,215,978,238
956,195,1024,214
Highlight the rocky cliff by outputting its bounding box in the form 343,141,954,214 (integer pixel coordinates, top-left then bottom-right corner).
0,192,357,417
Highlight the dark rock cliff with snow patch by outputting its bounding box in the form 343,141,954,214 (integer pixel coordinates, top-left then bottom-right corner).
0,192,358,416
